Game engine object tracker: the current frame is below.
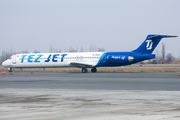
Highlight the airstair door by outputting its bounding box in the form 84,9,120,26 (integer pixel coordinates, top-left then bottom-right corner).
12,55,16,64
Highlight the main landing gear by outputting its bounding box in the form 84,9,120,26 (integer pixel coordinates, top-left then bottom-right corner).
81,68,97,73
82,68,88,73
91,67,97,73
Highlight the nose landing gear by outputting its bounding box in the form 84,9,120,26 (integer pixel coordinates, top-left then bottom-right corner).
8,68,12,72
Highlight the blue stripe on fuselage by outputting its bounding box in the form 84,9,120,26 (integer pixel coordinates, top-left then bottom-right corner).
94,52,155,67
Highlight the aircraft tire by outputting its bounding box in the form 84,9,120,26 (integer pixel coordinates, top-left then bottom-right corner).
82,68,88,73
91,68,97,73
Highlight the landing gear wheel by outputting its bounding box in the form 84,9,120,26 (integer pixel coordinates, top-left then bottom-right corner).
91,68,97,73
82,68,88,73
8,68,12,72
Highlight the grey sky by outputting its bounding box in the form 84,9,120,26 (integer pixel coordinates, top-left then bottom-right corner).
0,0,179,57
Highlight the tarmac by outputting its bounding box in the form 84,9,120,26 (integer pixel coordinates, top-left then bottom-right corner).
0,72,180,120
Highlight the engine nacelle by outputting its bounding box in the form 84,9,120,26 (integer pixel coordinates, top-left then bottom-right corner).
107,55,135,63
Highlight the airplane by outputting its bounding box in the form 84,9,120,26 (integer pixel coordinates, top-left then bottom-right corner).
2,34,177,73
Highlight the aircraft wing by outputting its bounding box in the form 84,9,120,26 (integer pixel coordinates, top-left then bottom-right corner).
69,62,93,68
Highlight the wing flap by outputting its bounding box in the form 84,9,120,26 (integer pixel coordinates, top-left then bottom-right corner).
70,62,93,68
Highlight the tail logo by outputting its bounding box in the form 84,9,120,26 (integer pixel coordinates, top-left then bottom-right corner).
146,40,153,50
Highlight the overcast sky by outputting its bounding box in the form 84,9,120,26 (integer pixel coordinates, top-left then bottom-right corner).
0,0,179,57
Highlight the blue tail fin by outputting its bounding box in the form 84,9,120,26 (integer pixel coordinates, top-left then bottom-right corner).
132,34,177,54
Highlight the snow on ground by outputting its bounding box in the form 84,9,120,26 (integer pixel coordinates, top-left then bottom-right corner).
0,89,180,120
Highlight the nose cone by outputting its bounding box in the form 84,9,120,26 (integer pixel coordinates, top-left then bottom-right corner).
2,61,7,67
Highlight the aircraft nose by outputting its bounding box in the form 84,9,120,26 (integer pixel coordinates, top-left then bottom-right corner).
2,61,7,67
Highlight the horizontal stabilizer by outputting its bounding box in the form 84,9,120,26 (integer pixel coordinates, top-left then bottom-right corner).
163,35,178,38
147,35,177,40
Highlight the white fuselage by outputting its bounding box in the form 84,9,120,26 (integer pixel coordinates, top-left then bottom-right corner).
2,52,104,68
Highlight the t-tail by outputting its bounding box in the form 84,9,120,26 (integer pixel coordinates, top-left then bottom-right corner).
132,34,177,54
